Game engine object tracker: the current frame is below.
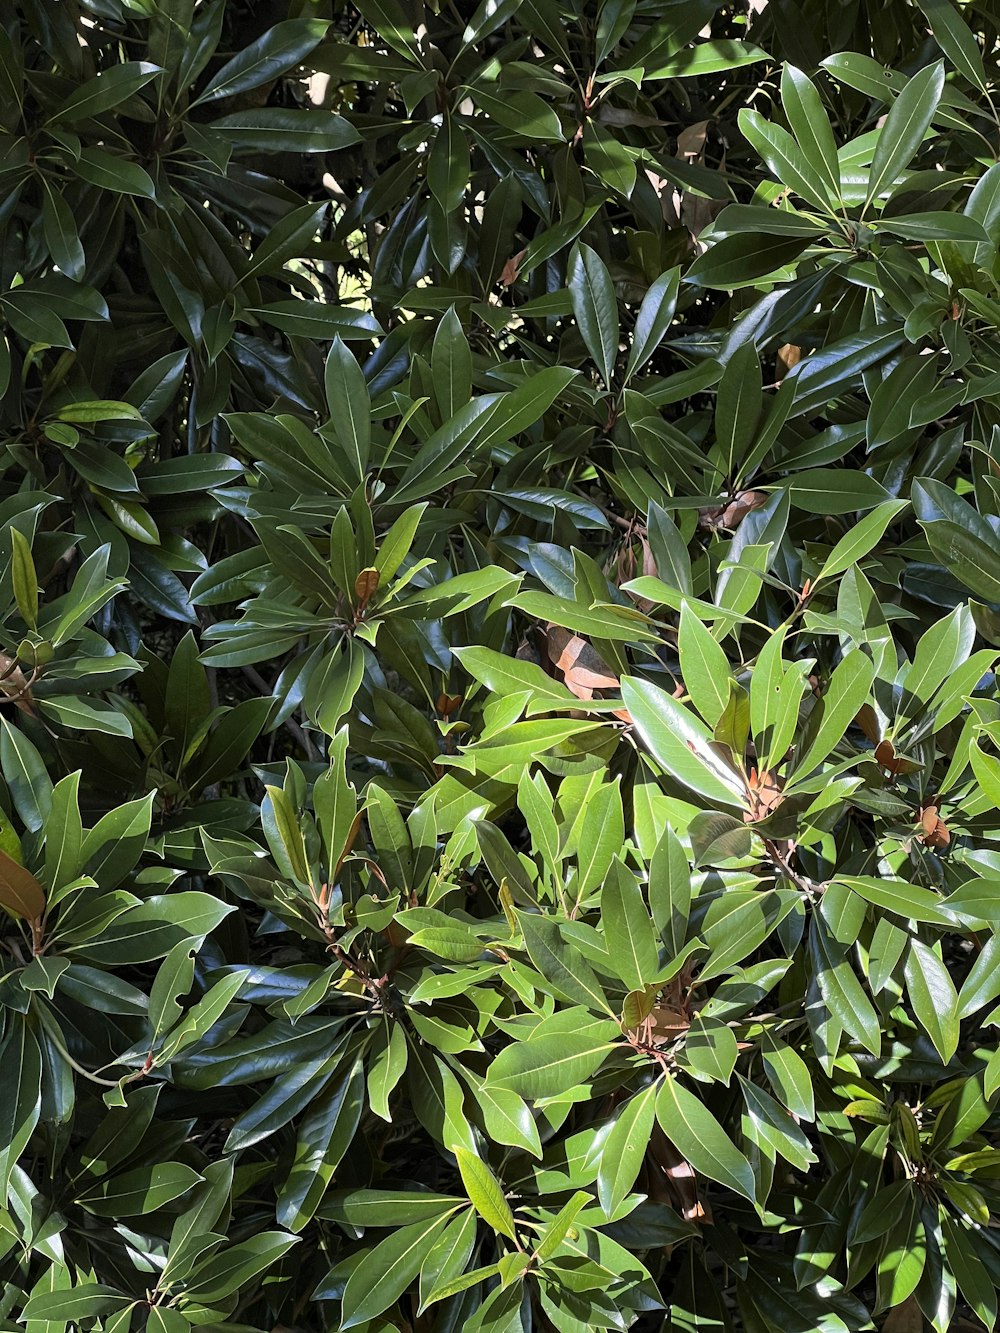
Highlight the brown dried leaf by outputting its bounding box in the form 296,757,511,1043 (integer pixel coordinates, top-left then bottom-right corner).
641,536,657,580
644,170,682,227
855,703,881,746
874,738,920,777
0,847,46,921
881,1295,923,1333
515,633,542,665
649,1001,690,1038
776,343,801,379
682,192,726,241
499,248,526,288
746,768,784,821
0,653,37,717
354,567,379,601
676,119,710,161
699,490,770,532
334,809,365,879
920,804,950,849
650,1124,710,1222
546,625,619,699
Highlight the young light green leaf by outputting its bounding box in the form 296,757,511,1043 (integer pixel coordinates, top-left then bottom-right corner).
678,602,731,729
454,1147,516,1240
9,528,38,629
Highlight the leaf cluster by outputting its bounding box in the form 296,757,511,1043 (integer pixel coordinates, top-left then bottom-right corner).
1,0,1000,1331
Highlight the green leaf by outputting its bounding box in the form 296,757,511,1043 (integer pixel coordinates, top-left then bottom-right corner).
904,939,960,1063
626,269,680,381
73,148,156,197
165,630,210,762
532,1191,590,1263
468,1078,541,1157
739,1075,817,1170
834,876,950,925
787,469,892,514
780,66,841,205
942,1215,998,1330
325,339,371,485
761,1035,814,1121
686,233,813,288
21,1286,131,1323
506,589,657,642
43,770,83,898
622,677,747,807
42,178,85,279
454,1147,516,1239
338,1214,453,1329
600,867,658,990
183,1232,299,1303
49,61,163,123
678,602,731,729
367,1022,407,1122
1,715,53,833
248,302,381,340
688,811,751,867
645,39,769,77
864,61,944,209
80,791,155,891
874,211,990,242
567,243,619,389
486,1032,614,1099
738,108,835,212
791,651,874,777
913,0,988,92
455,645,575,709
715,341,762,478
0,1023,42,1202
597,1084,657,1215
958,933,1000,1019
9,525,37,629
210,108,360,151
816,500,908,583
78,1162,203,1216
468,85,564,140
913,479,1000,604
648,823,691,956
518,912,613,1013
277,1058,365,1232
263,784,310,886
428,114,471,213
66,892,233,965
655,1075,756,1202
195,19,328,103
244,201,329,281
418,1209,478,1312
811,917,881,1056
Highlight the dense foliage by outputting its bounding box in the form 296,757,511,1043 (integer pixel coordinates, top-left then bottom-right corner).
2,0,1000,1329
